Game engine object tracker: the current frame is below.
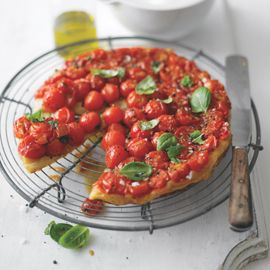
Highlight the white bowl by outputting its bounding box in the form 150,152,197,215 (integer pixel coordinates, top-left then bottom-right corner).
99,0,215,40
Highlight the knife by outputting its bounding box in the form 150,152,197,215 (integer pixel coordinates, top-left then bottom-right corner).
226,55,253,231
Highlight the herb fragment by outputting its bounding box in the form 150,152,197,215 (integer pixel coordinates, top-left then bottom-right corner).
190,130,205,145
91,67,125,78
135,76,157,95
180,75,193,88
151,61,161,74
190,87,211,113
25,110,45,122
48,120,58,128
159,96,173,104
139,119,159,131
119,162,153,181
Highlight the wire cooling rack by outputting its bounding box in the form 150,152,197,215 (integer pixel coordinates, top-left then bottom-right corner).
0,37,263,233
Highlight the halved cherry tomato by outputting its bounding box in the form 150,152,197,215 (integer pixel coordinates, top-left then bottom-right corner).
85,73,105,91
188,151,209,171
74,78,91,100
46,139,66,156
120,79,136,97
168,163,190,182
123,108,145,128
145,151,169,170
101,83,120,103
101,130,126,150
43,88,66,112
107,123,126,135
68,122,85,146
97,172,124,194
176,108,200,126
64,66,88,80
128,67,147,81
29,122,54,145
105,145,129,169
200,135,217,151
130,121,152,139
54,107,75,124
149,169,169,189
145,100,168,119
126,91,148,109
55,123,69,138
13,116,31,139
79,112,101,133
127,138,153,158
84,91,104,111
117,156,141,169
18,135,46,159
81,198,104,216
128,182,151,197
103,106,124,125
158,115,178,132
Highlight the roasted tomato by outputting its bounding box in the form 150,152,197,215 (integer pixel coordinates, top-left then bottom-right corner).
101,83,120,103
18,135,46,159
54,107,75,124
74,78,91,100
84,91,104,111
145,151,169,170
200,135,217,151
123,108,146,128
149,169,169,189
158,115,178,132
101,130,126,150
81,198,104,216
102,106,124,125
145,100,168,119
13,116,31,139
68,122,85,146
126,91,148,109
188,151,209,172
105,145,129,169
176,108,200,126
120,79,136,97
117,156,141,169
43,88,66,112
168,163,190,182
86,73,105,91
29,122,54,145
128,182,151,197
127,138,153,158
98,172,127,194
79,112,101,133
130,121,152,139
46,139,66,156
64,66,88,80
55,123,69,138
107,123,126,135
128,67,147,81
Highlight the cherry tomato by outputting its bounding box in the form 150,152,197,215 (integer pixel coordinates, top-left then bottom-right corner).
120,79,136,97
130,121,152,139
74,78,91,100
188,151,209,171
45,71,64,85
200,135,217,151
219,122,230,140
64,66,88,80
101,130,126,150
84,91,104,111
176,108,200,125
149,169,169,189
158,115,178,132
107,123,126,135
55,123,69,138
57,79,78,108
127,138,153,158
43,88,66,113
46,139,66,156
18,135,46,159
54,107,75,124
97,172,127,194
68,122,85,146
85,73,105,91
79,112,101,133
145,100,168,119
13,116,31,139
29,122,54,145
35,85,49,99
101,83,120,103
128,182,151,197
123,108,145,128
168,163,190,182
128,67,147,81
145,151,169,170
105,145,129,169
126,91,148,109
103,106,124,125
81,198,104,216
117,156,141,169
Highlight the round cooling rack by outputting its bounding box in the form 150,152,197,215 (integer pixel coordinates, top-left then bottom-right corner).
0,36,263,233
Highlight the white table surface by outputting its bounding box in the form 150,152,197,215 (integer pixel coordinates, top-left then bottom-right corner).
0,0,269,269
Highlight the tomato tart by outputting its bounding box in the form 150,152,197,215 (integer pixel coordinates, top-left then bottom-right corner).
13,47,231,205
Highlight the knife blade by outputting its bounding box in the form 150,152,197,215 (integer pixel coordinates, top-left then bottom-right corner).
226,55,253,231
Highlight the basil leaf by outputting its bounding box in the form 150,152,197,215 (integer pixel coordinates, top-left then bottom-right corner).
167,144,184,163
139,119,159,131
151,61,161,74
190,87,211,113
58,225,90,249
119,162,153,181
25,110,45,122
44,221,56,235
91,67,125,78
50,224,73,243
157,133,177,151
48,120,58,128
180,75,193,88
190,130,205,145
135,76,157,95
160,96,173,104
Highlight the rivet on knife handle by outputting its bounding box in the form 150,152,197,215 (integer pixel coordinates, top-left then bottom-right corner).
229,147,253,230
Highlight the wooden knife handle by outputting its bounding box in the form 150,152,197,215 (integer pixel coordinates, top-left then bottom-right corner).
229,147,253,231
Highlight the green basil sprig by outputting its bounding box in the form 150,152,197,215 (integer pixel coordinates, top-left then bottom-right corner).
139,119,159,131
119,162,153,181
25,110,45,122
180,75,193,88
190,130,205,145
159,96,173,104
135,76,157,95
91,67,125,78
190,87,211,113
151,61,161,74
45,221,90,249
